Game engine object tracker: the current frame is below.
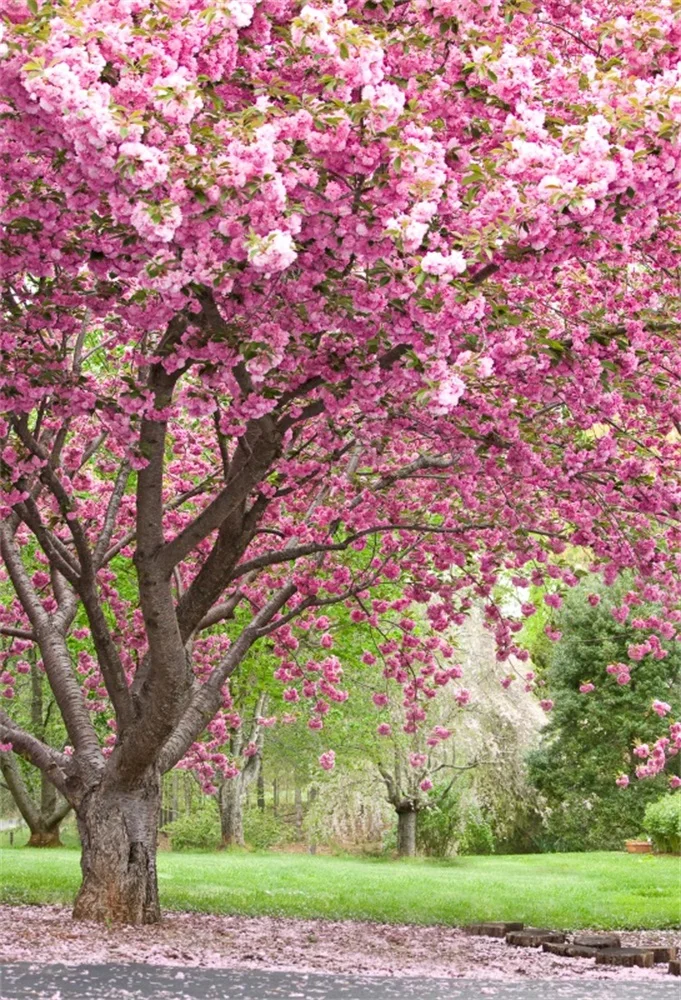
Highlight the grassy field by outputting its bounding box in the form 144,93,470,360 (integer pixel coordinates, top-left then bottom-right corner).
1,846,679,930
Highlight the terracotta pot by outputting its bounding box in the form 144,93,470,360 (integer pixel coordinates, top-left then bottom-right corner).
624,840,652,854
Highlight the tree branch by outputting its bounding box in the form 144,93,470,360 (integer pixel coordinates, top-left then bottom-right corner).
0,750,40,831
158,583,296,773
0,714,71,799
93,460,131,567
0,625,34,641
0,525,101,771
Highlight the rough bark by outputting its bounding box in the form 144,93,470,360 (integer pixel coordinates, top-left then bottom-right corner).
72,771,161,925
396,806,417,857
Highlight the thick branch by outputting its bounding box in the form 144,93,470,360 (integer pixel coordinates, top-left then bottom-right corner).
0,750,40,830
120,333,195,779
0,625,34,640
0,713,70,799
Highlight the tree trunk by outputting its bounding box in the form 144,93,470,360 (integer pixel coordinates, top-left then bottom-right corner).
257,768,265,812
397,807,417,857
218,777,245,848
294,782,303,840
72,772,161,925
27,826,63,847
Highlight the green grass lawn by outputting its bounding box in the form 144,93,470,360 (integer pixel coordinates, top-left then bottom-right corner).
1,846,679,930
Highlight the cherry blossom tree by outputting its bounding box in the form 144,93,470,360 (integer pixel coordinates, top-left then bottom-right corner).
2,0,681,924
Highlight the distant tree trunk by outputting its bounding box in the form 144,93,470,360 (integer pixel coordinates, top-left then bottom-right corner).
396,805,417,857
172,771,179,822
378,760,420,858
294,782,303,839
218,776,245,847
217,694,267,848
273,778,279,815
257,768,265,812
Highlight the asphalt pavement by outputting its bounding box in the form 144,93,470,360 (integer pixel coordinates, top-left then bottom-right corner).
1,964,678,1000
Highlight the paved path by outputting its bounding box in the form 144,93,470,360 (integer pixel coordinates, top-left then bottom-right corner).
1,965,678,1000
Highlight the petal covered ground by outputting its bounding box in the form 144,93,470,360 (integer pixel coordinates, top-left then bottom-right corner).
0,906,678,982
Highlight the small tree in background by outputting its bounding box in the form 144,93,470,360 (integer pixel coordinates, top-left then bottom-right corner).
0,647,70,846
213,693,269,848
528,579,681,852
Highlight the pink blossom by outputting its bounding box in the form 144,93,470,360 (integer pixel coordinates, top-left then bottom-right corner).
432,374,466,414
652,700,672,717
579,682,595,694
539,699,554,712
615,774,630,789
319,750,336,771
420,250,467,277
431,726,451,740
248,230,297,273
419,778,433,792
377,723,392,736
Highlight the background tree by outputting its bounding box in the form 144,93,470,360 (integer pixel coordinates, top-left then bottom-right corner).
528,578,681,851
0,646,70,847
